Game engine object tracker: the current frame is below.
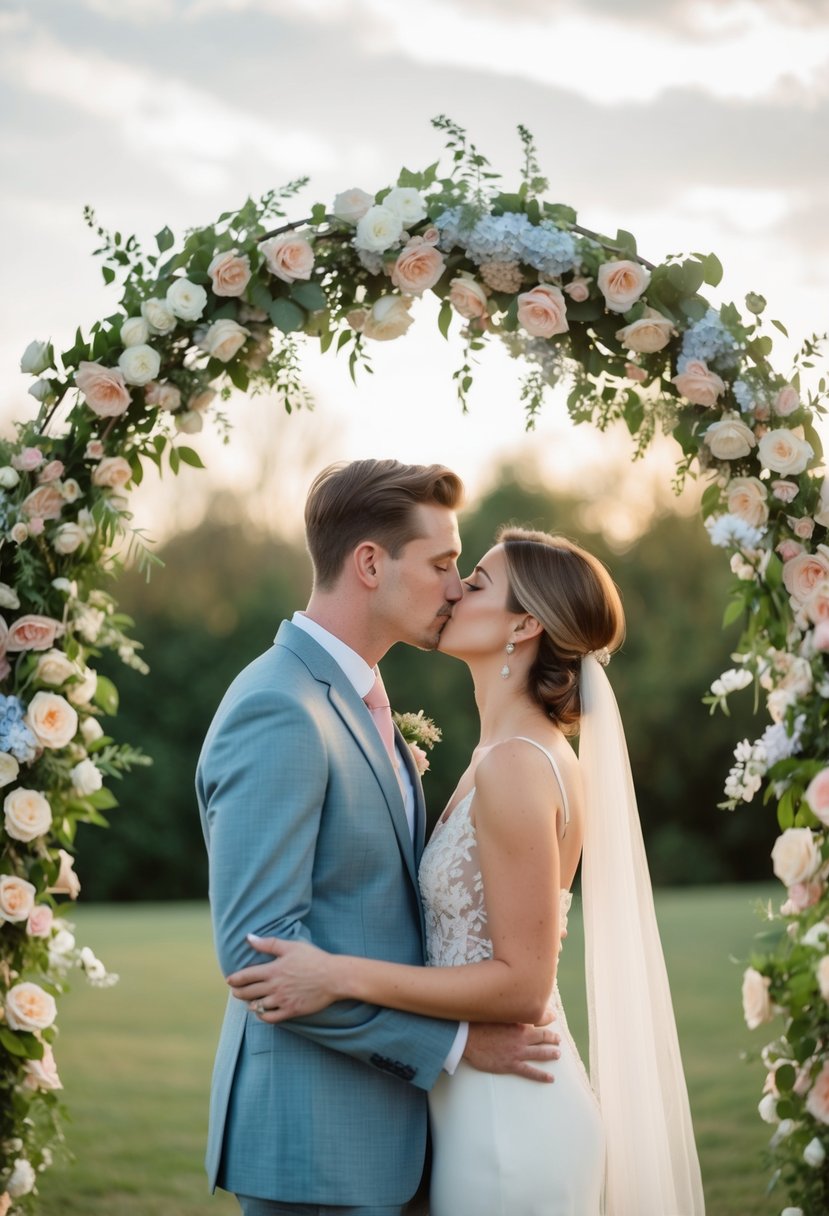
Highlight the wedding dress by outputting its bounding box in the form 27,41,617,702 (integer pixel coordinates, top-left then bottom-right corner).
418,738,605,1216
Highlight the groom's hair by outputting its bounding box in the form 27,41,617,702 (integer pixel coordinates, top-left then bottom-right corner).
305,458,464,589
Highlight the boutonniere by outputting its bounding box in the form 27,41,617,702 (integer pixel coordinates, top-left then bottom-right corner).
392,710,442,776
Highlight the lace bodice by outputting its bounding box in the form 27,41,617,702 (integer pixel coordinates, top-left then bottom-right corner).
419,787,572,968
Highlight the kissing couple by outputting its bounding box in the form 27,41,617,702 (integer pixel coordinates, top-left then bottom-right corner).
197,458,705,1215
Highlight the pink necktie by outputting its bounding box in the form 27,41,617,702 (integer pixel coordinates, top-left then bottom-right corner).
363,670,397,766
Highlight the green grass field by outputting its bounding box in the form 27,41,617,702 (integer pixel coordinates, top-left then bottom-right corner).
35,888,782,1216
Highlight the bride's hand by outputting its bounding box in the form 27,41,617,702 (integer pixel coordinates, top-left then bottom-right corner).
226,933,342,1021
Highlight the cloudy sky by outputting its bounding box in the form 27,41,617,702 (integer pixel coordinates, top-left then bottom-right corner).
1,0,827,540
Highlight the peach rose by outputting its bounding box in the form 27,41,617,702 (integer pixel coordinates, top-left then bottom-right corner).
616,307,675,353
26,903,54,938
671,359,726,407
563,276,591,302
50,848,81,899
4,787,53,841
6,614,63,652
92,456,133,490
261,234,314,283
408,743,430,776
771,479,799,504
4,981,57,1031
21,483,64,522
782,546,829,604
774,385,800,417
85,440,105,460
391,238,445,296
814,620,829,651
597,259,651,313
517,283,568,339
789,515,815,541
198,318,249,363
742,966,773,1029
26,691,78,749
12,447,43,472
362,296,414,342
727,477,768,528
23,1042,62,1091
75,361,132,418
703,415,756,461
805,768,829,827
771,827,820,887
145,381,182,411
806,581,829,623
624,362,648,383
818,956,829,1002
786,880,823,912
38,459,64,484
777,539,804,563
448,276,489,321
807,1062,829,1124
0,874,36,923
758,429,814,476
208,249,252,298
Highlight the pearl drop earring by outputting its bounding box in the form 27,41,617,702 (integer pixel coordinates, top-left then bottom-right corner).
500,641,515,679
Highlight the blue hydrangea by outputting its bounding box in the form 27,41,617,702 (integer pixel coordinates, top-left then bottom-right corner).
678,308,738,373
463,212,532,264
517,223,577,278
434,209,467,252
0,694,38,763
732,380,755,413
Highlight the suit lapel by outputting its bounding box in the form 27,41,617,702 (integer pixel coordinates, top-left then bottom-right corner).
395,725,428,861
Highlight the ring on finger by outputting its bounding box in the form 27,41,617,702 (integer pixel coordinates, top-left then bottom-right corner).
252,1000,266,1014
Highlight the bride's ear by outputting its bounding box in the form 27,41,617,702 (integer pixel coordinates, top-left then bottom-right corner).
511,614,544,644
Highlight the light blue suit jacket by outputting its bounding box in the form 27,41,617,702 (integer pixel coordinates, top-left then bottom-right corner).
196,620,457,1206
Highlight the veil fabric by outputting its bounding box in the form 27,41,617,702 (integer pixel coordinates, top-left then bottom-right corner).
579,654,706,1215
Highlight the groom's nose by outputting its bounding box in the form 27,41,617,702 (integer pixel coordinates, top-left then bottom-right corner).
445,569,464,603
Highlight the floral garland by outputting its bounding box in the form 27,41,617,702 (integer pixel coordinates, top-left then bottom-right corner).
1,115,828,1212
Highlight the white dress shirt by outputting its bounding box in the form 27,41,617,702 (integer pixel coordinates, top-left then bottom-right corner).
290,611,467,1072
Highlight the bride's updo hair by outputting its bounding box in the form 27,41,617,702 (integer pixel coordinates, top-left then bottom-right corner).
498,527,625,733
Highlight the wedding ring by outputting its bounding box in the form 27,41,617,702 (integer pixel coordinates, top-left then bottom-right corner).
253,1000,266,1014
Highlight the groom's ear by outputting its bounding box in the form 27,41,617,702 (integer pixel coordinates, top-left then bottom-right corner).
353,541,383,588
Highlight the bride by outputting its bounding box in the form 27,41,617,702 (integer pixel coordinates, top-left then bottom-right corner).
228,528,705,1215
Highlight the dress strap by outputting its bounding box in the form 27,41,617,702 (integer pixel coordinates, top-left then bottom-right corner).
510,737,571,834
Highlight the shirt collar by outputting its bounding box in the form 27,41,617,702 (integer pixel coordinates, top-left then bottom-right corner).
291,611,376,699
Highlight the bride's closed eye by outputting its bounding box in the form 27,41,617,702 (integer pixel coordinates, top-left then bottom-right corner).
463,580,481,592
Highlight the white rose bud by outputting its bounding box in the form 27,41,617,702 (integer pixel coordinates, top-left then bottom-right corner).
81,716,104,744
7,1157,37,1198
141,297,177,335
0,465,20,489
29,378,57,403
0,582,19,609
166,278,208,322
120,316,150,347
758,1092,778,1123
0,752,20,787
20,339,54,375
67,666,97,706
118,344,161,386
804,1137,826,1167
71,758,103,796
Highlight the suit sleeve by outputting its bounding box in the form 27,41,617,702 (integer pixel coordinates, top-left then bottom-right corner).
197,682,457,1091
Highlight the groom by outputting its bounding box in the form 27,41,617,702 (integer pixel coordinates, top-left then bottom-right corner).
197,458,559,1215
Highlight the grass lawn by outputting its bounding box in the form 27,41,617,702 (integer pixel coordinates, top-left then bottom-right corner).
35,887,781,1216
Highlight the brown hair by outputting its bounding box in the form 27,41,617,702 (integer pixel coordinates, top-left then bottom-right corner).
498,527,625,734
305,459,464,589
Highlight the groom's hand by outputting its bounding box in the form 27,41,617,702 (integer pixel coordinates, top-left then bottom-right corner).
463,1017,560,1083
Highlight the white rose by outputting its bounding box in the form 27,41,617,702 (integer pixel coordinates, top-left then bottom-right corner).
36,648,76,686
0,465,20,489
0,875,37,923
49,925,76,963
703,415,757,461
355,205,404,254
6,1157,36,1198
758,1092,778,1123
53,522,88,555
383,187,427,225
741,966,773,1029
0,752,19,787
4,787,53,841
333,187,374,224
771,827,820,887
71,757,103,795
81,716,104,744
804,1136,826,1167
802,920,829,948
758,428,814,476
118,343,161,387
197,318,249,363
67,666,97,706
166,278,208,322
361,296,414,342
710,668,753,697
818,955,829,1001
0,582,19,610
4,982,57,1032
20,339,53,375
29,377,57,403
141,297,176,335
120,316,150,347
61,478,82,502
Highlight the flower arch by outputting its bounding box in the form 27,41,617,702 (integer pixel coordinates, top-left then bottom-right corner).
1,116,828,1212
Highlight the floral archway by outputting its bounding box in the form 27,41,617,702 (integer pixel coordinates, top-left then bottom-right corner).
1,117,828,1213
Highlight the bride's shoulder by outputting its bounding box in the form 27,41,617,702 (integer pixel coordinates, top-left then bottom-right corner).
474,738,562,820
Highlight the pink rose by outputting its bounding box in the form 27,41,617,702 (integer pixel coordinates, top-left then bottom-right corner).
198,319,249,363
805,768,829,827
563,276,591,302
758,428,814,476
782,545,829,604
49,848,81,899
0,874,37,924
11,447,43,472
261,235,314,283
145,381,182,412
85,440,105,461
207,249,252,298
786,880,823,911
23,1043,62,1091
771,479,798,503
789,514,815,541
448,276,489,321
774,385,799,416
597,259,651,312
408,743,430,776
362,296,414,342
807,1062,829,1124
517,283,568,338
776,539,804,563
742,966,773,1029
671,359,726,407
38,460,64,483
814,620,829,651
624,362,648,383
6,614,63,652
4,981,57,1031
804,580,829,624
615,307,675,353
21,483,64,522
727,477,768,528
75,361,132,418
27,517,45,537
391,238,445,296
27,904,54,937
92,456,133,490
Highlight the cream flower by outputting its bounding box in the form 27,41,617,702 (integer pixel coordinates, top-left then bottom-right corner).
517,284,568,338
615,307,675,353
383,187,428,225
5,982,57,1033
26,691,78,749
120,316,150,347
597,259,651,312
805,768,829,827
0,875,37,923
758,428,814,476
118,343,161,387
261,235,315,283
391,238,445,296
355,205,404,254
0,752,19,788
448,276,489,321
75,361,131,418
361,296,414,342
92,456,133,490
4,787,53,841
198,318,249,362
782,546,829,605
207,250,252,298
23,1043,62,1092
50,848,81,899
332,188,374,224
166,278,208,322
71,757,103,795
141,297,176,335
35,649,76,686
53,522,88,555
671,359,726,408
771,827,820,887
741,966,773,1029
726,477,768,528
703,415,756,461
